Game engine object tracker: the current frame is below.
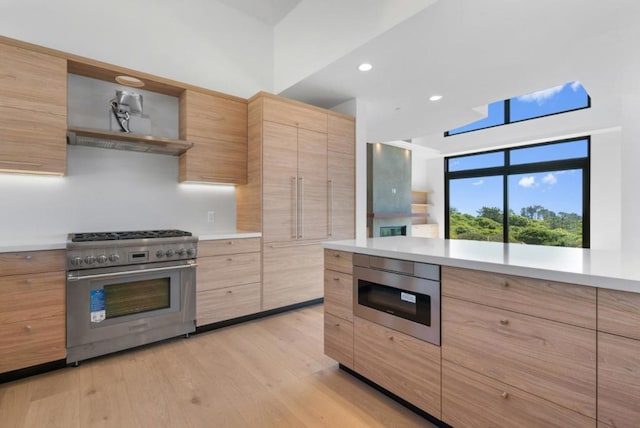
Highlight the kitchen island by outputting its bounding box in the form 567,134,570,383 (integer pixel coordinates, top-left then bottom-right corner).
323,237,640,428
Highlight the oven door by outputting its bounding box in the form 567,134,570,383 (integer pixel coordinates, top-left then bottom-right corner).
354,266,440,345
66,260,196,348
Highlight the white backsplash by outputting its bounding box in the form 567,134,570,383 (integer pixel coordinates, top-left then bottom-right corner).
0,146,237,245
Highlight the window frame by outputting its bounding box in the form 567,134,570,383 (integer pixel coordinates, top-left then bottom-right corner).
444,137,591,248
444,91,591,137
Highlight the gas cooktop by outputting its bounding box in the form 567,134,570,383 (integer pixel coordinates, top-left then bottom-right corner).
70,229,192,242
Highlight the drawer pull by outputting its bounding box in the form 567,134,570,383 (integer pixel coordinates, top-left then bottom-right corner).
25,279,32,285
227,290,233,294
335,323,340,327
388,335,394,341
500,319,509,325
227,241,234,245
227,258,233,262
25,325,32,332
333,277,340,281
334,253,340,258
502,281,509,288
25,255,32,261
501,391,509,399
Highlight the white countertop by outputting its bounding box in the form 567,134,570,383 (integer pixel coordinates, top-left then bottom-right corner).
323,237,640,293
197,232,261,241
0,241,67,252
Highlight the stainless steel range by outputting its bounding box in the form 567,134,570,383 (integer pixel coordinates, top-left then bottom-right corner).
66,230,197,364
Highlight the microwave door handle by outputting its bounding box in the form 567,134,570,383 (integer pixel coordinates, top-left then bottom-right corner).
67,263,197,281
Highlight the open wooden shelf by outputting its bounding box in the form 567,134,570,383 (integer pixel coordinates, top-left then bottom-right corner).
67,127,193,156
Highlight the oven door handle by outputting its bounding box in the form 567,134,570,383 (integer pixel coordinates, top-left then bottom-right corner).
67,263,197,282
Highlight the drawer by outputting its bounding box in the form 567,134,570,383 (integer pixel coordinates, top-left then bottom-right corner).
442,266,596,329
324,269,353,322
598,332,640,428
0,271,64,324
198,238,261,257
196,282,261,326
442,296,596,418
0,250,65,276
442,360,596,428
0,314,65,373
197,252,261,291
598,288,640,339
324,313,353,369
263,96,327,133
324,249,352,275
354,316,441,418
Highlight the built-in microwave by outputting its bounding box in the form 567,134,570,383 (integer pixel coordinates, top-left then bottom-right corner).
353,254,440,345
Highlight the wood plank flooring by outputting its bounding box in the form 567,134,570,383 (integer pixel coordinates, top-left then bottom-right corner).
0,305,436,427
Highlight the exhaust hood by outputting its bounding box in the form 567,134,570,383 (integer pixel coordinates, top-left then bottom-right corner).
67,127,193,156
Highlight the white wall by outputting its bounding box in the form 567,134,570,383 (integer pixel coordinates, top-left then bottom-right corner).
0,146,237,245
274,0,437,92
0,0,273,98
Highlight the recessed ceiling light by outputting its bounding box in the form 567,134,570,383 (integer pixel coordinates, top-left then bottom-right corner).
429,94,443,101
358,63,373,72
115,75,145,88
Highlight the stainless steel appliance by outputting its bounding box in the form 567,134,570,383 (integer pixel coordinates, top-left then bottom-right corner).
66,230,197,364
353,254,440,345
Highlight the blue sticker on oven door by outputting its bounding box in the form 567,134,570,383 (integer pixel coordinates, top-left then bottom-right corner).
90,289,106,323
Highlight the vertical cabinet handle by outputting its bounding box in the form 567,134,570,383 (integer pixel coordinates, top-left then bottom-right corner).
299,176,304,239
328,179,334,236
292,176,298,239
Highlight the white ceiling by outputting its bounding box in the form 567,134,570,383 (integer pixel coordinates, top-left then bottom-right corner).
217,0,302,25
215,0,640,155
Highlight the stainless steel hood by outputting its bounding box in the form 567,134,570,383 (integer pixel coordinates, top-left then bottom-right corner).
67,127,193,156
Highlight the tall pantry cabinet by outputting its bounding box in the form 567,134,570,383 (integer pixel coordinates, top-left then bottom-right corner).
237,92,355,311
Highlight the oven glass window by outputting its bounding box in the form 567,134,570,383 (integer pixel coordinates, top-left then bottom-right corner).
358,280,431,325
104,278,170,319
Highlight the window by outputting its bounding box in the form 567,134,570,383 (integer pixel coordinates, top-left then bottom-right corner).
445,138,590,248
445,81,590,136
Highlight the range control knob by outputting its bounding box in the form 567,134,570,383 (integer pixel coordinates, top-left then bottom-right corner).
71,256,83,266
186,248,196,257
109,254,120,262
97,255,108,264
177,248,186,256
165,249,175,257
84,255,96,265
156,250,165,258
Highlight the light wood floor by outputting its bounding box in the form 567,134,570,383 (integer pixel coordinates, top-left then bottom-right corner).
0,305,436,427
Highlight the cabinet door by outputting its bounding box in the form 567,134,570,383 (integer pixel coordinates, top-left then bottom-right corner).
0,43,66,175
262,121,299,243
297,128,327,241
328,150,355,240
598,332,640,428
328,113,355,155
178,90,247,184
354,316,441,418
262,243,323,310
324,313,353,368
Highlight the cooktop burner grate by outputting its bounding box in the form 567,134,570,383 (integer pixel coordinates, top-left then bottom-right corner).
71,230,192,242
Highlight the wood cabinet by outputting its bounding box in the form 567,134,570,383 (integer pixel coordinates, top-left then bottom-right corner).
597,332,640,428
196,238,261,326
442,296,596,418
324,249,354,368
442,360,595,428
238,92,355,311
354,316,441,418
0,250,65,373
597,288,640,340
0,42,67,175
262,121,327,243
327,113,355,240
262,242,323,311
179,89,248,184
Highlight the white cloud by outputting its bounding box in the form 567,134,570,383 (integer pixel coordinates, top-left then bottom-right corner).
518,176,536,187
542,173,557,185
517,83,565,105
472,179,484,186
571,81,582,91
